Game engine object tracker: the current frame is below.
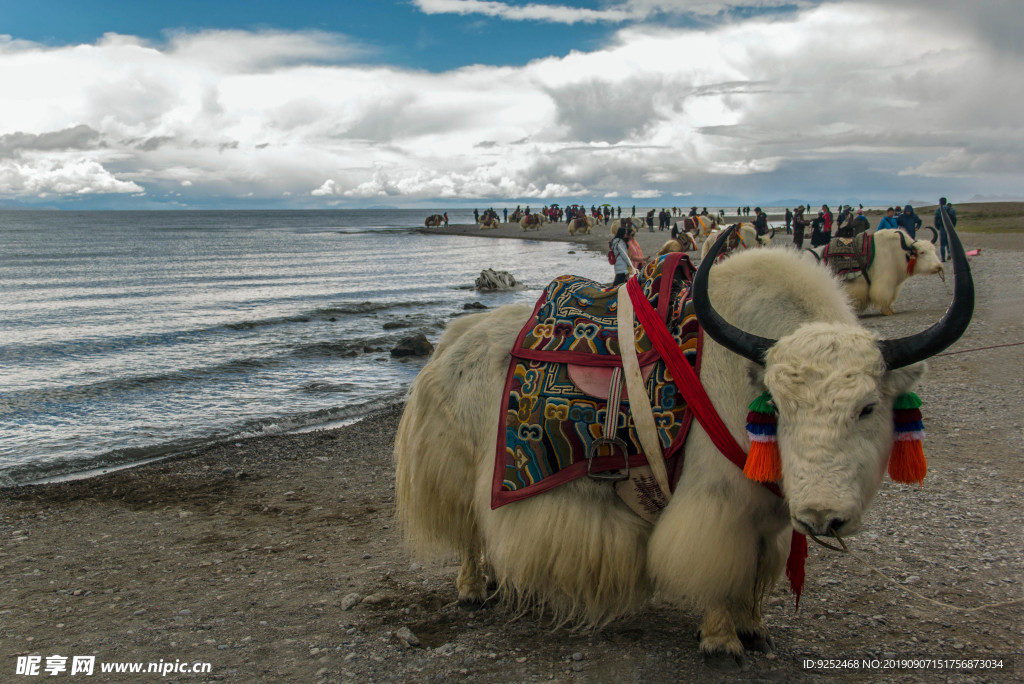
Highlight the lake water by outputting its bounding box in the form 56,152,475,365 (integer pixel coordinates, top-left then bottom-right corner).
0,210,609,484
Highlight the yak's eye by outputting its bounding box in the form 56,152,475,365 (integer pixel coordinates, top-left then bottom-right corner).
859,403,876,419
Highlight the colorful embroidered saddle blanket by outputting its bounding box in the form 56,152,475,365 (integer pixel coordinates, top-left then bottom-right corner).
822,232,874,280
492,253,701,508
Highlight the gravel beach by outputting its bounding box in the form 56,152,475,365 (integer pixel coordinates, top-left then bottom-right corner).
2,220,1021,683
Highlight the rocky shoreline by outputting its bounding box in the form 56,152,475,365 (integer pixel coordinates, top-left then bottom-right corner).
2,228,1021,683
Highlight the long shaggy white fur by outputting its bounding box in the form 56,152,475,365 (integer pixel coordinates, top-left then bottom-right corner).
395,248,926,659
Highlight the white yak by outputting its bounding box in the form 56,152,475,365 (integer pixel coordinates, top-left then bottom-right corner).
811,229,944,315
394,224,972,668
519,214,544,231
567,216,593,235
699,223,772,259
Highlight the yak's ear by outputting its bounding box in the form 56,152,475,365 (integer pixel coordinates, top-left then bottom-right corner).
884,361,927,398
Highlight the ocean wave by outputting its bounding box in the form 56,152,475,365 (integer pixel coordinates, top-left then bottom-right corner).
0,331,432,414
1,297,448,363
7,392,407,486
298,381,359,394
223,314,313,330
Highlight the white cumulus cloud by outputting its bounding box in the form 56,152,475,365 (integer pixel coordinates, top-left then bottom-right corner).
412,0,811,24
0,1,1021,205
0,159,144,196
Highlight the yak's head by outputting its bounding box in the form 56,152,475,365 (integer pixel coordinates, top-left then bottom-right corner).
693,219,973,538
760,324,924,536
907,236,944,277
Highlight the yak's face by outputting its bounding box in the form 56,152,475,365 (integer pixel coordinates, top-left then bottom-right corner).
910,240,944,276
762,323,925,538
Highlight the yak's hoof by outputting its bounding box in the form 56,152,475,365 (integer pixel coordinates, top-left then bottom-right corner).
702,650,748,672
458,598,489,612
739,631,775,653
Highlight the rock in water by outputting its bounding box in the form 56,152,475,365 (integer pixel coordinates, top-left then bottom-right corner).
475,269,517,291
390,334,434,357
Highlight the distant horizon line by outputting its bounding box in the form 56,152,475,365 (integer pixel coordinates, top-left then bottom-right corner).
3,200,1016,212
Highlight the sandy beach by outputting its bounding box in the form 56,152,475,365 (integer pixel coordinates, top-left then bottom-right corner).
421,213,728,259
2,212,1022,682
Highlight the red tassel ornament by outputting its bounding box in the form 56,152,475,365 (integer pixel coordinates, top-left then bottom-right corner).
786,531,808,610
889,392,927,484
744,392,781,483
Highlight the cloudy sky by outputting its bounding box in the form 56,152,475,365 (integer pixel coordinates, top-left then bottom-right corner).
1,0,1021,209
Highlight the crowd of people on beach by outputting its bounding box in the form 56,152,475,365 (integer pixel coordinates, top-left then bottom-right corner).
473,204,740,228
464,198,958,276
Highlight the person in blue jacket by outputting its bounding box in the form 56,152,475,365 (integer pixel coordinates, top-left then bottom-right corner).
876,207,899,231
895,204,922,238
934,197,957,262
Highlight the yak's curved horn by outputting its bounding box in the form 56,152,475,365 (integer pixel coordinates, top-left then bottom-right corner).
878,206,974,370
692,225,777,365
922,225,938,244
897,229,916,254
769,226,776,240
805,248,821,263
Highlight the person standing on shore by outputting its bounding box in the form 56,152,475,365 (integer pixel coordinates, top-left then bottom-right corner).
934,197,957,262
785,207,792,234
810,210,830,247
753,207,768,236
443,212,449,227
896,204,922,238
626,228,645,270
821,204,833,237
610,226,633,287
792,205,806,249
503,208,508,222
876,207,898,231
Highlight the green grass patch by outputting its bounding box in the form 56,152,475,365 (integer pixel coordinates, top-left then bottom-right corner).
861,202,1024,234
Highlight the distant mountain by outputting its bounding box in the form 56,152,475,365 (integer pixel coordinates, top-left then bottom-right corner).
765,198,907,209
968,193,1024,202
0,199,60,211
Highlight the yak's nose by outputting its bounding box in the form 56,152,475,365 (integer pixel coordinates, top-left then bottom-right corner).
793,508,849,537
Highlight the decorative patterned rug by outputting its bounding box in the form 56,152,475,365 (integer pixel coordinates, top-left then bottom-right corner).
822,232,874,280
491,253,702,507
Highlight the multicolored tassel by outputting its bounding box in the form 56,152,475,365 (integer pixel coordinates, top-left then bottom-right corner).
744,391,781,483
889,392,927,484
